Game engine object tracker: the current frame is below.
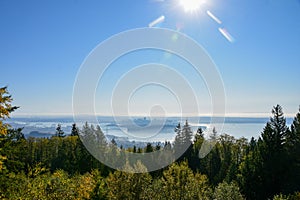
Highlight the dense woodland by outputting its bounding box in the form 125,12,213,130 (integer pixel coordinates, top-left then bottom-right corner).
1,86,300,200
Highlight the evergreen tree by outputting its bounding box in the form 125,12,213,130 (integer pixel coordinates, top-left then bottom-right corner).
291,107,300,136
238,146,263,200
0,86,18,171
70,123,79,136
247,137,256,153
182,120,193,144
174,123,182,145
226,137,247,183
0,86,19,136
284,107,300,193
164,141,172,150
239,105,289,199
111,138,117,146
95,125,107,147
194,127,204,142
218,134,234,182
55,124,65,137
5,128,25,141
207,145,221,185
190,127,205,171
173,120,193,162
259,105,288,199
210,127,218,140
269,104,288,148
145,143,153,153
155,143,161,151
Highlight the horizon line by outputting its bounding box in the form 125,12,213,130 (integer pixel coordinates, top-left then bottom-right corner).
10,112,296,118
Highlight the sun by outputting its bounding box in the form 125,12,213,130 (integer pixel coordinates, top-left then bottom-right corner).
179,0,204,13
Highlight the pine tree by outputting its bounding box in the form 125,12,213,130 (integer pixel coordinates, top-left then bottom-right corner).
194,127,204,143
190,127,205,171
6,128,25,141
208,145,221,185
71,123,79,136
182,120,193,144
145,143,153,153
155,143,161,151
173,123,182,146
95,125,107,147
210,127,218,140
258,105,289,199
284,107,300,193
0,86,19,136
288,107,300,147
111,138,117,146
173,120,193,162
0,86,18,171
55,124,65,137
164,141,172,151
240,105,289,199
270,104,288,148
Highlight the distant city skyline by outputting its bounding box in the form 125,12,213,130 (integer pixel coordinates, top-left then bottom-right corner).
0,0,299,117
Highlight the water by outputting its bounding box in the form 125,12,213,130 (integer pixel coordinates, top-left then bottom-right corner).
7,116,293,142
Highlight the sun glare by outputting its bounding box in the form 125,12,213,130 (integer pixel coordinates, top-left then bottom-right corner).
179,0,204,13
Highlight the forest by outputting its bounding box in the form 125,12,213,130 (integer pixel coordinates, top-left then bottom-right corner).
1,86,300,200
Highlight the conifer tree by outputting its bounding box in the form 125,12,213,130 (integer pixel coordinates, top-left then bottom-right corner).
55,124,65,137
284,107,300,193
190,127,205,171
239,105,289,199
257,105,288,199
95,125,107,147
145,143,153,153
0,87,19,136
0,86,18,171
70,123,79,136
173,120,193,162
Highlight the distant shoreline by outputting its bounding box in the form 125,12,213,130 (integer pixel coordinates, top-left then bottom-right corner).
5,116,294,142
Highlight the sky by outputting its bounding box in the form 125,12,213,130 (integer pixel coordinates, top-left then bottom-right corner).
0,0,299,117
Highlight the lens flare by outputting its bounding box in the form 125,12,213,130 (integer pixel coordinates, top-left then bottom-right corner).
179,0,204,13
218,27,235,43
149,15,165,27
207,10,222,24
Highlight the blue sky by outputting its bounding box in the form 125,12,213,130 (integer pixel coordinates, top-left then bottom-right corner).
0,0,299,117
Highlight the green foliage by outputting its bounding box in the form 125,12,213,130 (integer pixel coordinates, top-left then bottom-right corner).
1,103,300,199
145,142,154,153
55,124,65,137
273,194,290,200
174,120,193,162
0,86,19,136
71,123,79,136
106,161,151,200
0,169,97,200
90,169,107,200
0,86,18,171
238,105,300,200
284,108,300,193
160,161,211,199
213,181,244,200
